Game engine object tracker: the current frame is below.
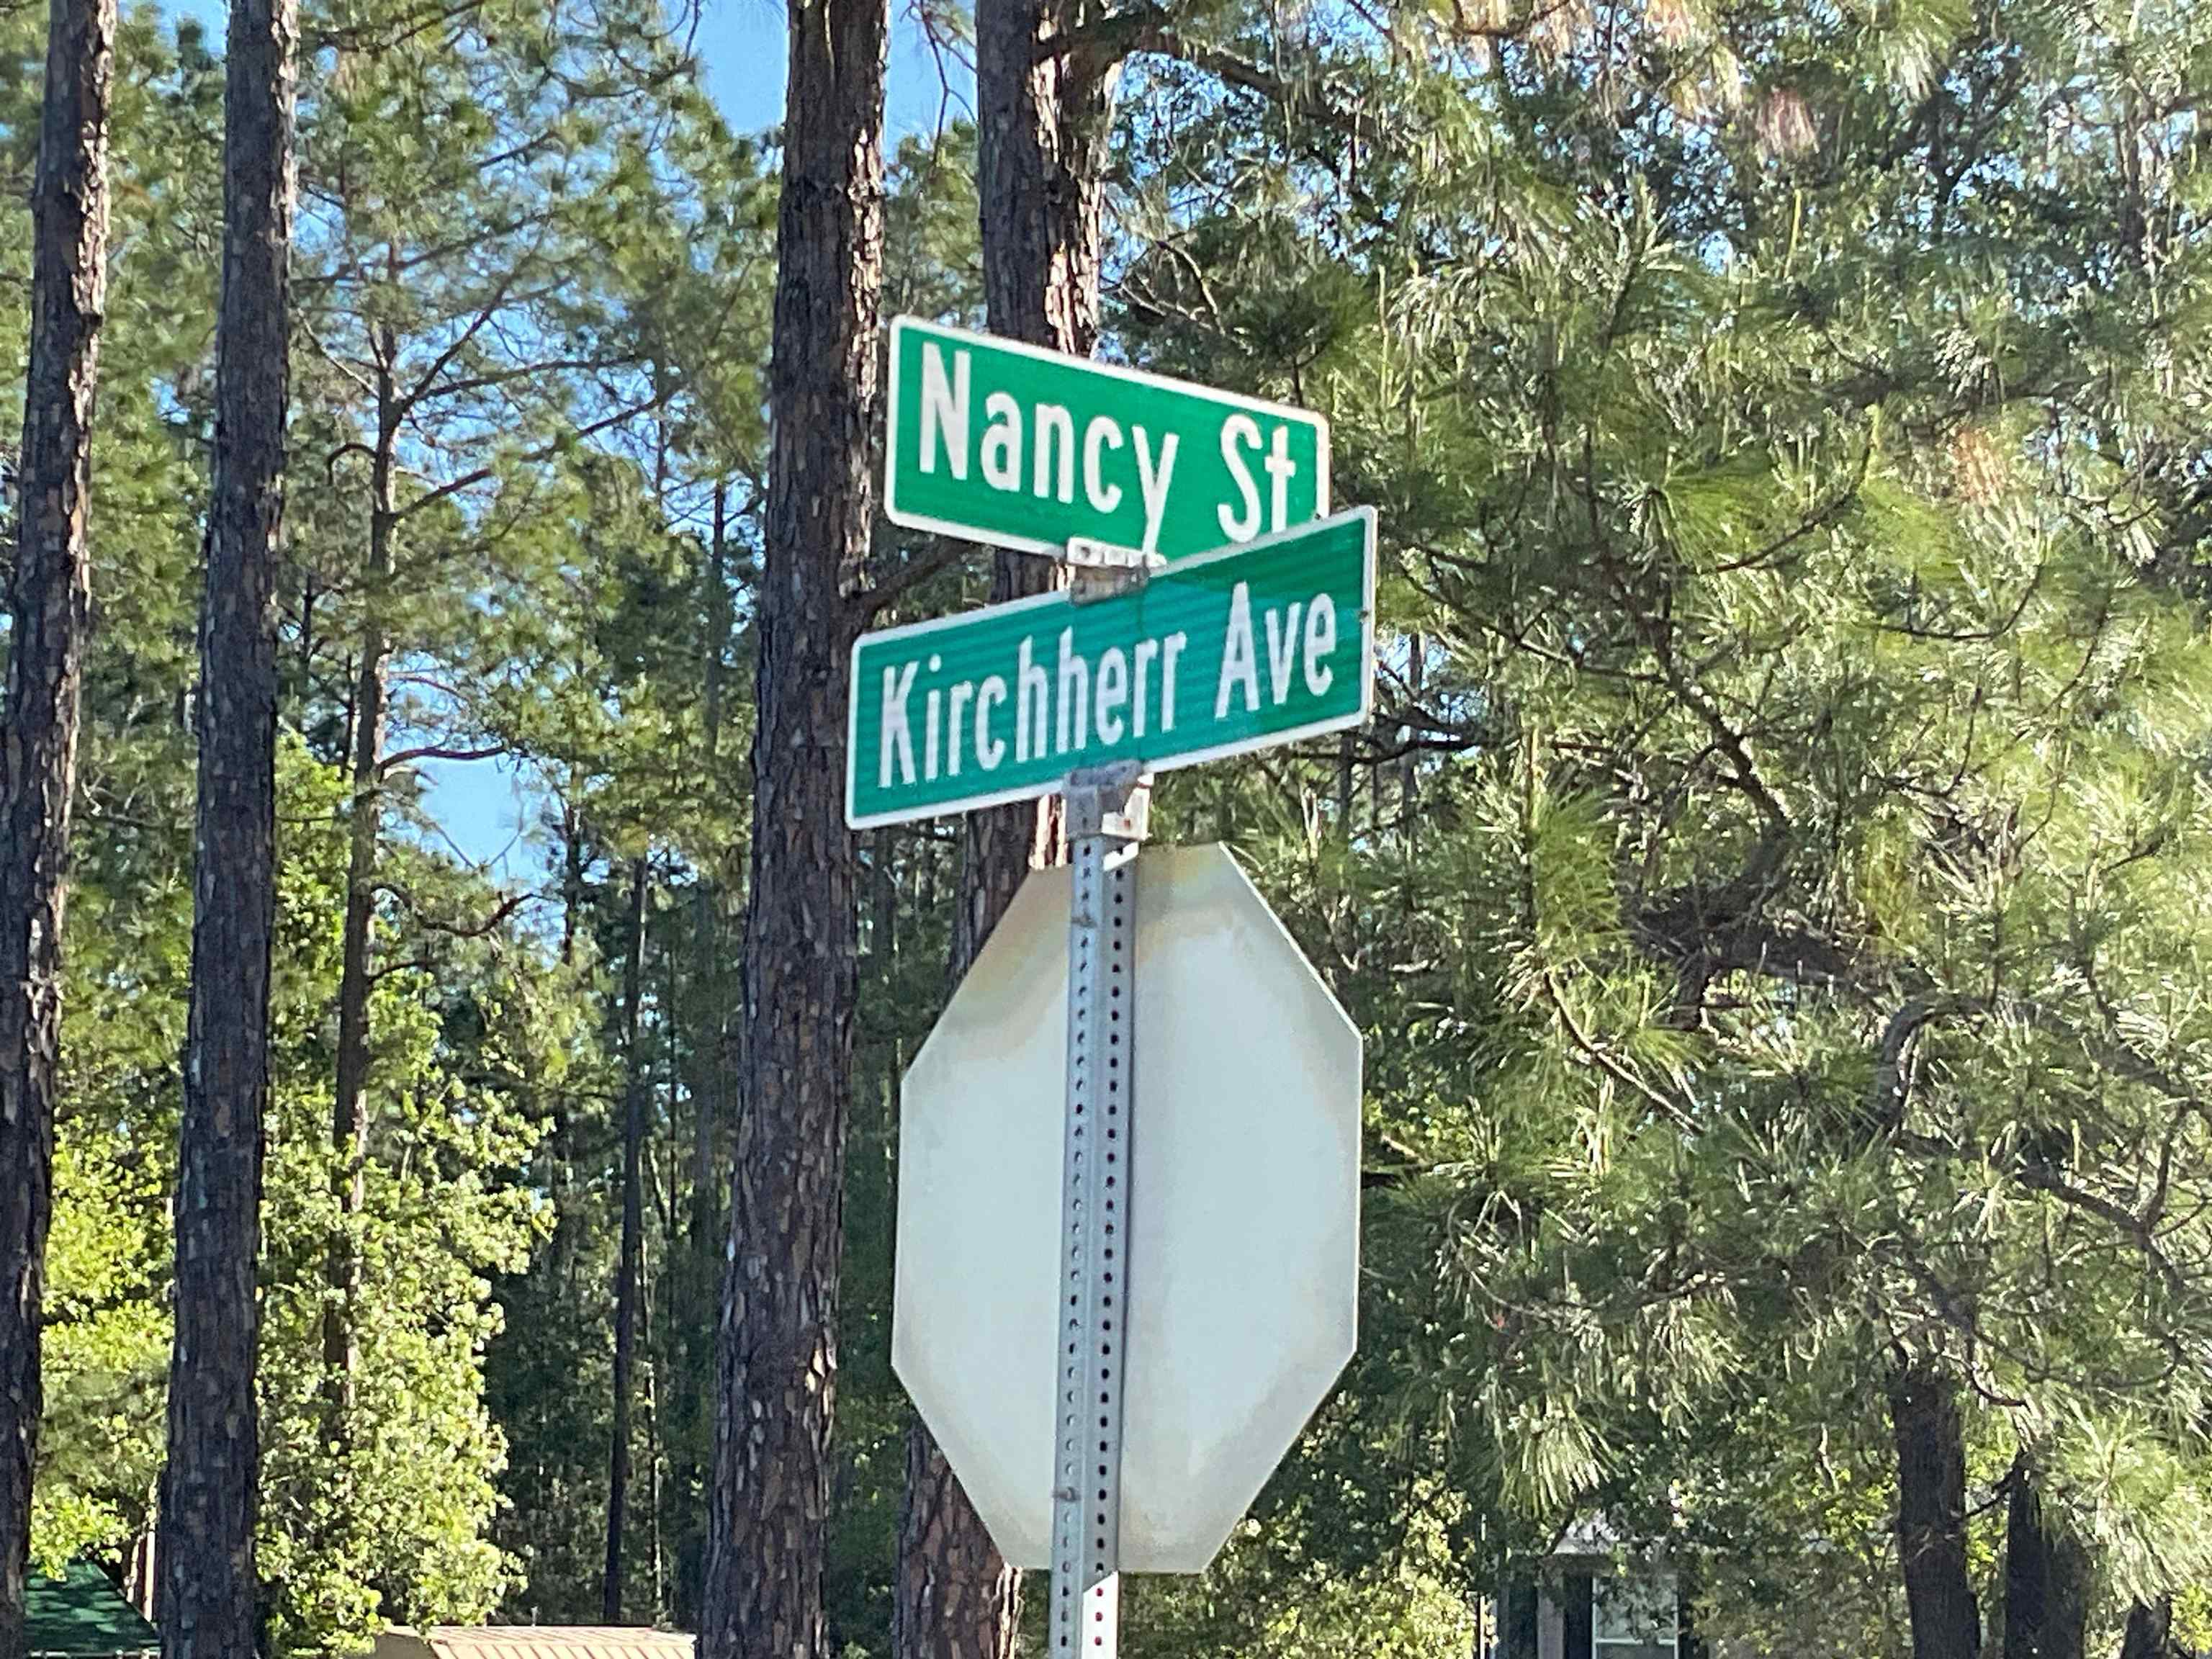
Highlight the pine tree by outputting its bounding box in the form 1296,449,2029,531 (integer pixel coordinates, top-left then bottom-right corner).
161,0,294,1649
701,0,885,1650
1104,0,2212,1650
0,0,115,1651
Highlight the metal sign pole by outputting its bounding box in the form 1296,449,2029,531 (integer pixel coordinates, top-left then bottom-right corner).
1051,759,1148,1658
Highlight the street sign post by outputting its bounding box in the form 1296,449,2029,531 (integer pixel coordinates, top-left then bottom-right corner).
869,321,1370,1658
845,508,1375,830
884,316,1331,559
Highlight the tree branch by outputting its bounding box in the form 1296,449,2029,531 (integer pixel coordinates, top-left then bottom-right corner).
854,544,965,621
380,742,511,773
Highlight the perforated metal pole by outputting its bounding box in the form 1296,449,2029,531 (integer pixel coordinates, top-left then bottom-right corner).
1051,761,1148,1659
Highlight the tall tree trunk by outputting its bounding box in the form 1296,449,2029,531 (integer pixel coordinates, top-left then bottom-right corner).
1889,1365,1981,1659
161,0,295,1649
560,780,586,968
699,0,882,1649
691,478,730,1238
641,1197,666,1618
2119,1598,2173,1659
606,859,649,1623
2003,1462,2087,1659
673,482,732,1630
323,338,397,1449
893,1,1113,1652
0,1,115,1651
1401,633,1423,842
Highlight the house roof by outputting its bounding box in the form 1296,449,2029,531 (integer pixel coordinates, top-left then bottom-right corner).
375,1628,694,1659
24,1564,159,1658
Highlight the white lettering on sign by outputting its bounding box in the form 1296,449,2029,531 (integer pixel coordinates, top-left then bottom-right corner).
946,678,974,777
1056,629,1089,754
1214,581,1339,722
1303,595,1336,695
874,619,1226,789
1096,647,1130,745
1017,639,1049,763
1084,417,1123,513
878,577,1344,791
1264,424,1296,532
978,676,1009,770
1264,601,1303,706
1215,583,1258,717
982,392,1022,491
1035,404,1076,503
914,340,1334,559
920,346,971,480
881,662,920,788
1218,416,1262,543
1132,638,1160,738
1215,416,1303,543
1133,429,1178,555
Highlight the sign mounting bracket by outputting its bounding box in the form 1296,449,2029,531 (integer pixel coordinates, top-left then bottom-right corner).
1062,538,1163,607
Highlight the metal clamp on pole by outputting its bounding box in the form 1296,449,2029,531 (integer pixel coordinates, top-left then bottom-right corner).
1062,539,1165,606
1051,760,1150,1657
1064,760,1151,843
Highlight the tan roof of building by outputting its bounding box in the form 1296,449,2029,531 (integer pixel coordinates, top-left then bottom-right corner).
376,1627,694,1659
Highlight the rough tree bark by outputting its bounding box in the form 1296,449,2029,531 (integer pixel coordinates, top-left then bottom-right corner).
323,328,398,1448
606,859,649,1622
160,0,295,1650
2002,1463,2086,1659
891,3,1116,1653
1889,1365,1981,1659
0,0,115,1653
698,0,883,1649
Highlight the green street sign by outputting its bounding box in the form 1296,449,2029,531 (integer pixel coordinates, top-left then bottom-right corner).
884,316,1331,561
847,509,1375,829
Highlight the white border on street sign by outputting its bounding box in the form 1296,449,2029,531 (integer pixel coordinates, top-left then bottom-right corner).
883,316,1334,556
844,507,1377,830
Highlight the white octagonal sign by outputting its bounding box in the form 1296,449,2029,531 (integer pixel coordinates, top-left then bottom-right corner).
894,842,1361,1573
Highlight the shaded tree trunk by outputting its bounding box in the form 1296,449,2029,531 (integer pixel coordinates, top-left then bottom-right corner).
689,479,731,1240
0,0,116,1651
673,481,733,1629
640,1192,666,1617
2119,1598,2173,1659
1401,633,1423,842
698,0,883,1649
323,333,398,1448
2003,1462,2086,1659
160,0,295,1650
1889,1365,1980,1659
893,0,1115,1650
560,780,586,968
897,1438,1021,1659
606,859,649,1622
868,832,896,973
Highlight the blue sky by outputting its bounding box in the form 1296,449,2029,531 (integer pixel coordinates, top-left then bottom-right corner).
158,0,971,880
161,0,974,146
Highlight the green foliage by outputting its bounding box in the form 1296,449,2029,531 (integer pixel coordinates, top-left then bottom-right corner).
15,0,2212,1647
6,0,768,1645
1111,0,2212,1647
34,732,560,1646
